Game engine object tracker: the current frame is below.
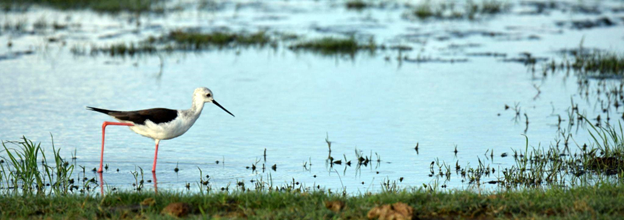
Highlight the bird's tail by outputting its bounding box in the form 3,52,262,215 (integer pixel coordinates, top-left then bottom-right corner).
86,106,119,115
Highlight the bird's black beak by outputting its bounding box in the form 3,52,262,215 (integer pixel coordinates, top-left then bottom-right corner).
213,100,235,117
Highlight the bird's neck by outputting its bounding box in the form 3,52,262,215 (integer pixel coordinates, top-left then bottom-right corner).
189,97,205,116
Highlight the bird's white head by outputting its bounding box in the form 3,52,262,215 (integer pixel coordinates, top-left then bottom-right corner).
194,87,214,103
193,87,235,117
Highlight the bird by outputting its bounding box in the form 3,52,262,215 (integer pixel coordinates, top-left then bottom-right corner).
87,87,234,173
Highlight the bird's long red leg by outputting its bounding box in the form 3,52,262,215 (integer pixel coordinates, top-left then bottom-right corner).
99,121,134,173
152,140,160,173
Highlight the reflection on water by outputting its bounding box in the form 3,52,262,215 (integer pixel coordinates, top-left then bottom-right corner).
1,0,624,193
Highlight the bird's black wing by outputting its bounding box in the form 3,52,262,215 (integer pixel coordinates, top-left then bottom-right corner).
88,107,178,125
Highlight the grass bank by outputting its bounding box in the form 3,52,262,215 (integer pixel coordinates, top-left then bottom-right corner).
1,184,623,219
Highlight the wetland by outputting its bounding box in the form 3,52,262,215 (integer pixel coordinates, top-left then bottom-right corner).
1,0,624,218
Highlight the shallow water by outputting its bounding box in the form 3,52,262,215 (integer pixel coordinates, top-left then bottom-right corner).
1,0,624,193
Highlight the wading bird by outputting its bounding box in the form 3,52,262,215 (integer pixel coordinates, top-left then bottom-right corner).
87,87,234,173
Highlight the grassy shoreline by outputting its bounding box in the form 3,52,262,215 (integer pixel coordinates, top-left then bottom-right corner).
1,184,623,219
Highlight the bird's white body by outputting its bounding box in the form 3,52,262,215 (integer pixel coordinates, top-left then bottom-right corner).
126,109,201,140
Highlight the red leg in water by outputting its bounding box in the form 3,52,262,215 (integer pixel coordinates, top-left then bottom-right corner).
99,121,134,173
152,171,158,194
152,140,160,173
98,172,105,196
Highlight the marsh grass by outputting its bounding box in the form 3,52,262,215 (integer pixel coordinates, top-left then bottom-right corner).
1,0,163,14
540,41,624,77
345,0,368,10
441,116,624,190
410,0,510,20
84,33,381,57
83,30,273,56
93,42,157,56
288,37,376,56
165,30,272,49
572,51,624,76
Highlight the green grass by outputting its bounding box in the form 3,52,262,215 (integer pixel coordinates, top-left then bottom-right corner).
1,184,624,219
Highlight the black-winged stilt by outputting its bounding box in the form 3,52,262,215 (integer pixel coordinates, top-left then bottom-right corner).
87,87,234,173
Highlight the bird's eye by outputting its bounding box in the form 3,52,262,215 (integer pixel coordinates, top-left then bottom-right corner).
206,94,212,97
